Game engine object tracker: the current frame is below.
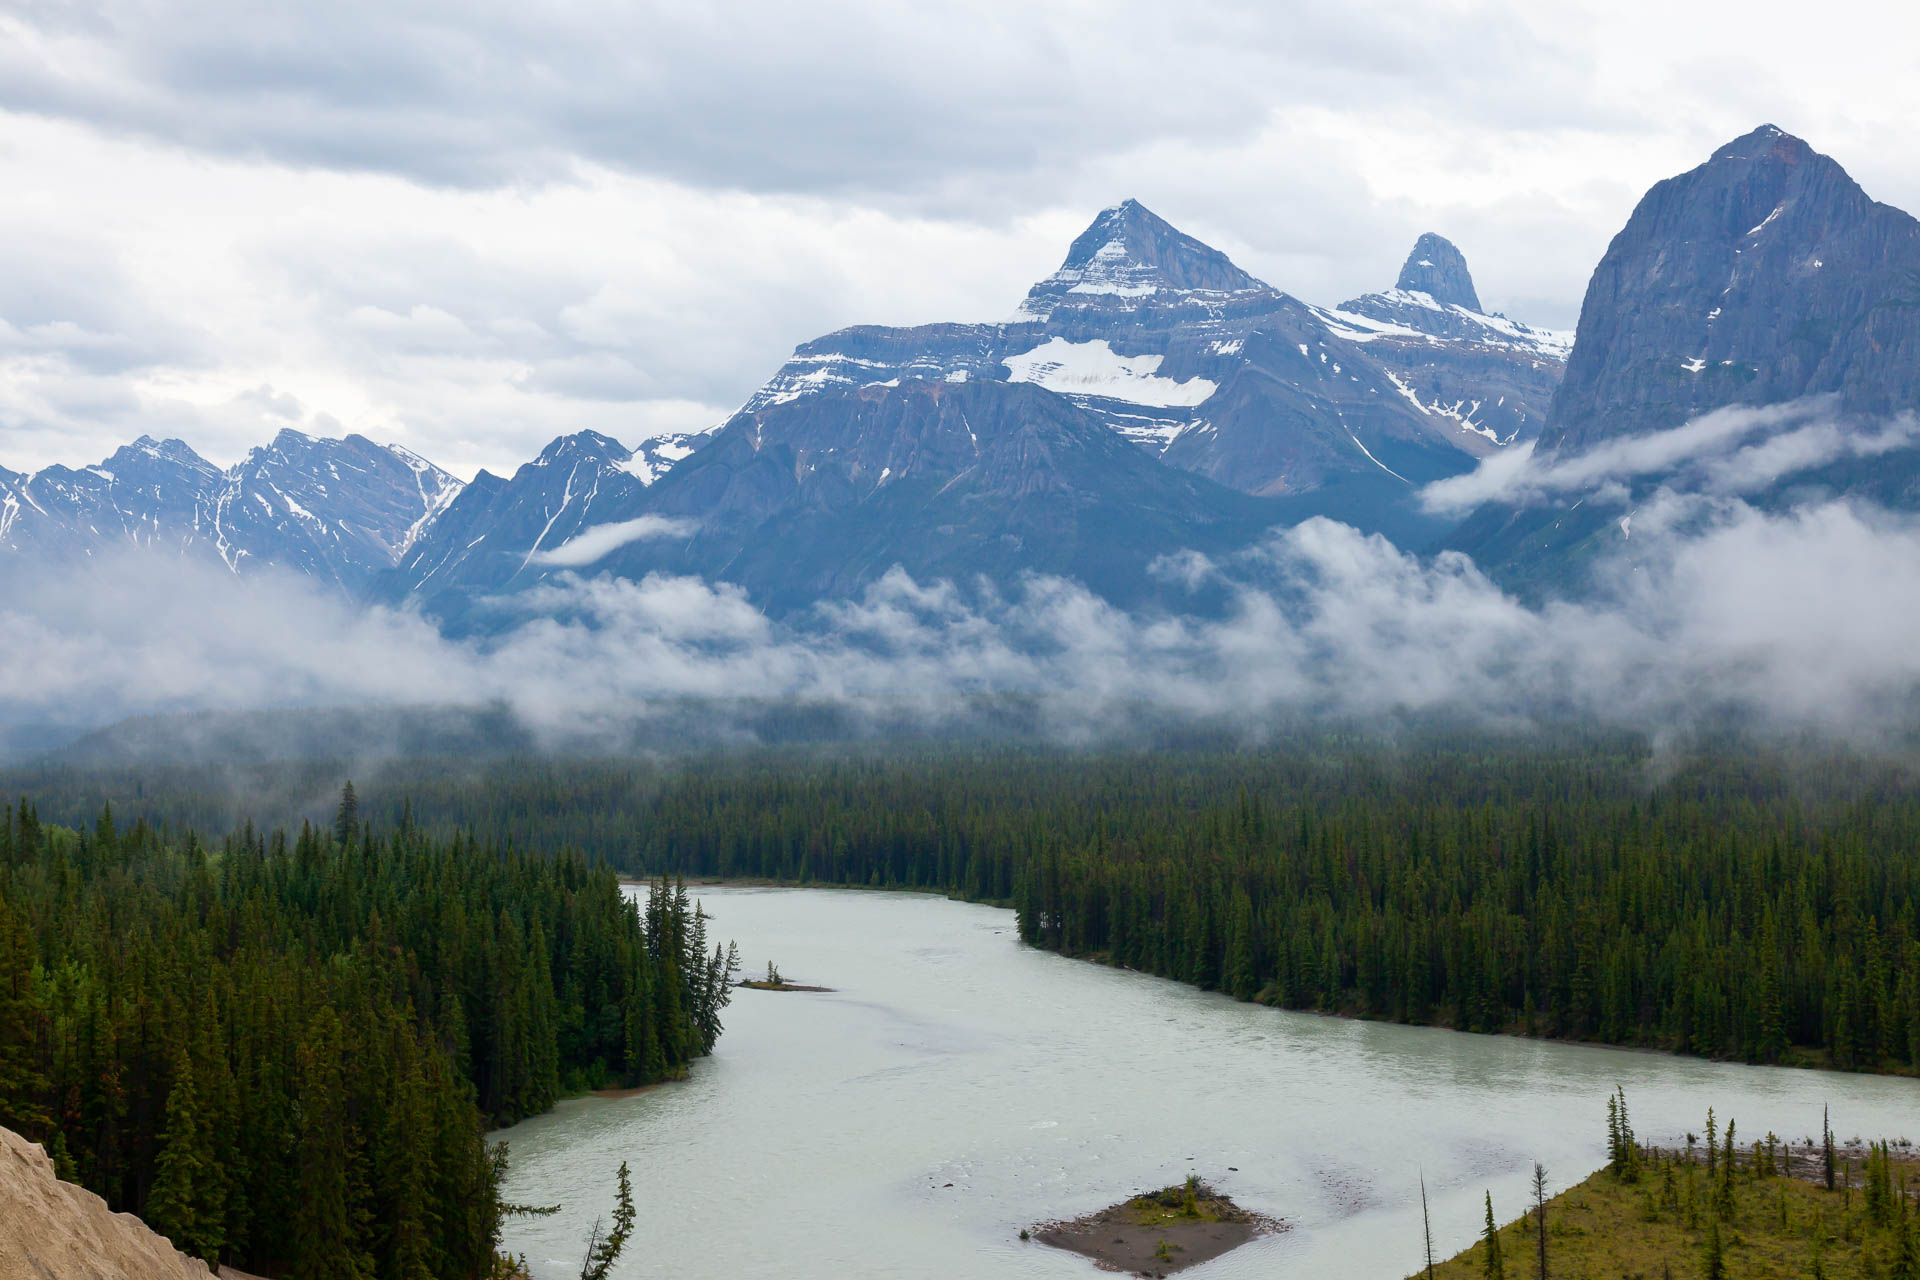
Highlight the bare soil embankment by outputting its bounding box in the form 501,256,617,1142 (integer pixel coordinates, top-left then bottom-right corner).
0,1124,211,1280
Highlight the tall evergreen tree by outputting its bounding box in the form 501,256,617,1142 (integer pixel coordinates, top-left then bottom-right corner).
1482,1190,1504,1279
145,1047,222,1265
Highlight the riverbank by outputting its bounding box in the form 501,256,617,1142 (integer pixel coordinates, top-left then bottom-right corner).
1419,1136,1920,1279
620,874,1001,904
633,876,1917,1082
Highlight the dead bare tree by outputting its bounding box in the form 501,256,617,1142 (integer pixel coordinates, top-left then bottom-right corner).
1420,1169,1437,1280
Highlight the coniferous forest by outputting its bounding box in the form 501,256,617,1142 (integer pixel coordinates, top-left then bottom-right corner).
620,740,1920,1072
8,734,1920,1075
6,734,1920,1274
0,792,735,1279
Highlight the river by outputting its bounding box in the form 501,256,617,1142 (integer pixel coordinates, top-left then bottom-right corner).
493,887,1918,1279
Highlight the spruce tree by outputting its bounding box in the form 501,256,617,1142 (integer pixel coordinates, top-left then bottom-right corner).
146,1047,222,1264
291,1010,372,1280
1531,1163,1549,1280
578,1161,636,1280
1824,1105,1836,1191
1893,1216,1920,1280
333,781,358,848
1482,1190,1505,1279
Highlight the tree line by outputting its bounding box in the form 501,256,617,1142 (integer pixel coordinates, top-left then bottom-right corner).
284,738,1919,1075
8,734,1920,1075
0,789,735,1279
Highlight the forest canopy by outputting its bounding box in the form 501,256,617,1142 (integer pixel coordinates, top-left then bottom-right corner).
0,795,734,1280
17,733,1898,1075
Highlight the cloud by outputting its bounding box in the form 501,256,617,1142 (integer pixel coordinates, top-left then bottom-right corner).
1420,398,1920,514
0,2,1584,197
526,515,696,567
9,488,1920,751
7,0,1920,483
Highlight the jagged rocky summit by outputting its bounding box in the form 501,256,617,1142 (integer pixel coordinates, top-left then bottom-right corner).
0,429,464,597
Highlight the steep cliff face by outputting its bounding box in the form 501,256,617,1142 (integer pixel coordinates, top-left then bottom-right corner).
0,1125,211,1280
1447,125,1920,597
1542,124,1920,456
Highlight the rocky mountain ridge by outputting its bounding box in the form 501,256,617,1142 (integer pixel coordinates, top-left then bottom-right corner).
1447,123,1920,594
0,429,465,596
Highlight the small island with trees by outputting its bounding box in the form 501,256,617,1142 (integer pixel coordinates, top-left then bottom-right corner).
1030,1175,1283,1277
735,961,834,992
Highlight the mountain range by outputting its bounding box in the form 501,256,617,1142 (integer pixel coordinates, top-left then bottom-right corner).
6,124,1916,627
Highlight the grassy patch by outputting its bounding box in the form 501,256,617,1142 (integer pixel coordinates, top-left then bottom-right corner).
1419,1145,1919,1280
1123,1179,1241,1228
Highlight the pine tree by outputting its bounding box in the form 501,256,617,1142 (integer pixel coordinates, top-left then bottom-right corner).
145,1048,222,1265
1482,1190,1505,1279
333,781,358,848
1703,1219,1725,1280
578,1161,636,1280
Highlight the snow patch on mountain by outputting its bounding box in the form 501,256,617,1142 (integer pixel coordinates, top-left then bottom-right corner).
617,433,703,486
1001,337,1217,408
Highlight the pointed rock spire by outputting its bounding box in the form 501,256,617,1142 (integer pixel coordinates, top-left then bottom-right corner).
1394,233,1481,312
1018,199,1269,317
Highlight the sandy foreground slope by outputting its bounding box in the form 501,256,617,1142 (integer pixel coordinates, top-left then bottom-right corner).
0,1124,211,1280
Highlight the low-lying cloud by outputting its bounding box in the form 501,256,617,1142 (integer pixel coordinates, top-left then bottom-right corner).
7,480,1920,752
527,515,696,567
1421,397,1920,515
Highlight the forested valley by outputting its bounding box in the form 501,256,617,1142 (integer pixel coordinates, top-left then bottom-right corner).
14,731,1916,1075
6,730,1920,1277
0,792,735,1280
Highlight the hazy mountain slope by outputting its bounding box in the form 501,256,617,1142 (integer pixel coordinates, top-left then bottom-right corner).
1320,233,1569,449
577,378,1307,616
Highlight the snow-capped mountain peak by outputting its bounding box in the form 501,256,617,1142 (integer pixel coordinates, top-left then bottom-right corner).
1016,198,1272,321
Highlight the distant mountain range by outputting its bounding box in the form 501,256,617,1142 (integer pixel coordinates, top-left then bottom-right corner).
7,124,1917,626
0,430,461,595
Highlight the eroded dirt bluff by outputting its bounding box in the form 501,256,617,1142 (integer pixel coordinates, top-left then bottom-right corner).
0,1125,210,1280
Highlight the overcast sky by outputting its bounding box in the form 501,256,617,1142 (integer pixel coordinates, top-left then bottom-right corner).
2,0,1918,480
